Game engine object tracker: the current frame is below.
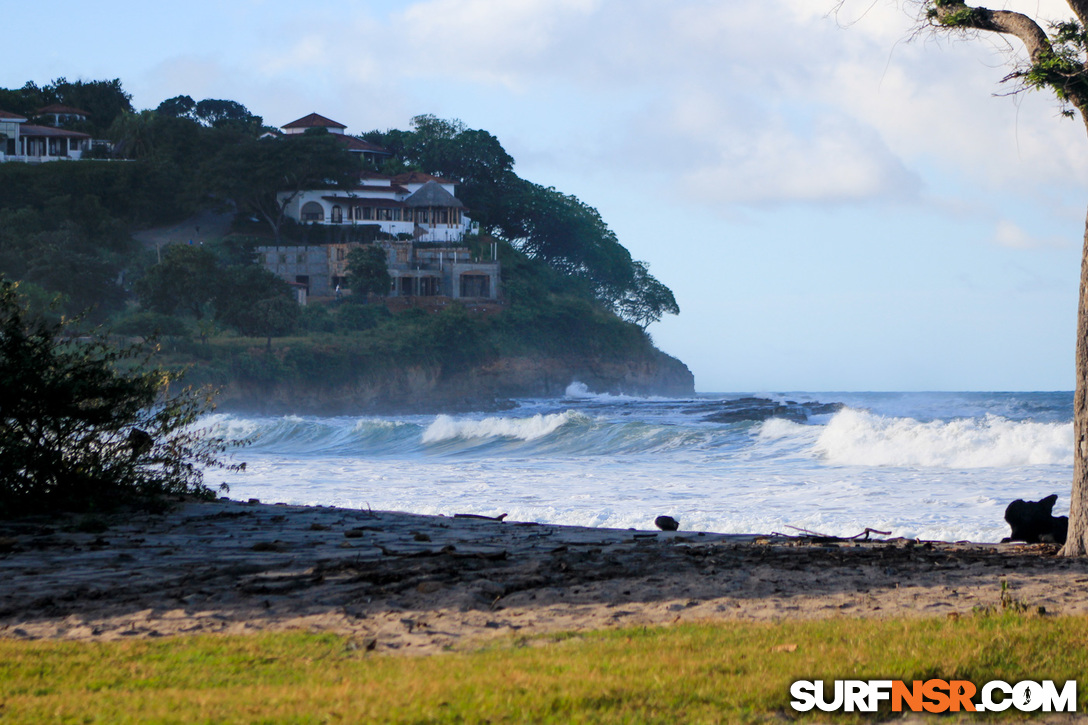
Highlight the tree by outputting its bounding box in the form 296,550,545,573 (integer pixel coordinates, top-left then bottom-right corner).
108,110,157,159
0,279,239,516
345,245,392,300
613,261,681,330
46,78,133,136
156,95,197,120
837,0,1088,555
193,99,262,133
203,132,359,241
135,244,219,320
214,265,299,348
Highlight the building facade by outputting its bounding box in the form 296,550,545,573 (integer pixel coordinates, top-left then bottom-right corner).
280,172,477,244
0,108,93,163
258,239,501,303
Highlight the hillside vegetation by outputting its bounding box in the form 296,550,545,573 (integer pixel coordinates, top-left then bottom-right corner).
0,79,689,407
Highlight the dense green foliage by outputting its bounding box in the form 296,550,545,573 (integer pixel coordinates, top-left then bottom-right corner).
0,281,238,516
345,245,392,299
133,242,299,346
201,129,360,240
0,78,133,136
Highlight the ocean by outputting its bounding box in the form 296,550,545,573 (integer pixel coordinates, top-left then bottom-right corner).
209,386,1074,544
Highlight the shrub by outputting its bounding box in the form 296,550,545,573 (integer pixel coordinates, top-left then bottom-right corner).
0,280,241,516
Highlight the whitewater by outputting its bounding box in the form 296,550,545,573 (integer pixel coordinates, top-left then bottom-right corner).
208,387,1074,544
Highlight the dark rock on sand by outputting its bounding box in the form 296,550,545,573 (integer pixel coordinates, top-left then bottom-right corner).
655,516,680,531
1003,494,1068,545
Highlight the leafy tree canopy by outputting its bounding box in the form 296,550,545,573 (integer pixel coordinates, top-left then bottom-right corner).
0,78,133,136
345,245,392,299
202,131,360,241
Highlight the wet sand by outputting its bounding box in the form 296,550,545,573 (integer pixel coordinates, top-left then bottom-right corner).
2,498,1086,654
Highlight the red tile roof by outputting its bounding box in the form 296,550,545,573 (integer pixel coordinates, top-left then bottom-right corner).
338,135,390,154
282,113,347,130
19,124,91,139
392,171,452,185
0,110,27,121
36,104,90,116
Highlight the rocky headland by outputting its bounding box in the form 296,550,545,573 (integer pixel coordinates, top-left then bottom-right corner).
210,349,695,415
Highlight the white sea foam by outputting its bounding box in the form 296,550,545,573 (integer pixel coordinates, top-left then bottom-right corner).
210,392,1076,543
565,381,596,398
422,411,580,444
814,408,1073,468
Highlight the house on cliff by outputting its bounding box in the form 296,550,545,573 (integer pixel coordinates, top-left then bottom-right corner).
257,113,501,304
0,108,93,163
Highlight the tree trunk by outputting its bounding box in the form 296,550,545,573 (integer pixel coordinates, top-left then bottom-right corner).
1062,204,1088,555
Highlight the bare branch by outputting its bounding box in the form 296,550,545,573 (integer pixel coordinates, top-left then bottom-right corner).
931,3,1053,62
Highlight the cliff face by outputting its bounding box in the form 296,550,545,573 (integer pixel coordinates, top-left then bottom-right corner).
214,350,694,415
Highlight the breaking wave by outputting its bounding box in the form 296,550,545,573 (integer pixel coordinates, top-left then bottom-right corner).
812,408,1073,468
422,412,580,444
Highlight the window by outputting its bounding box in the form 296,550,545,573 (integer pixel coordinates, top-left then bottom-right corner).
331,205,343,223
402,209,412,223
460,274,490,298
301,201,324,222
296,253,305,263
436,209,449,224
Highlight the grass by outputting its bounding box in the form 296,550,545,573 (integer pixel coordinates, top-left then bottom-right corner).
1,613,1087,723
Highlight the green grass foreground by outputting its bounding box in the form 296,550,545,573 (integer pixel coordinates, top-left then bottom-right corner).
2,614,1086,723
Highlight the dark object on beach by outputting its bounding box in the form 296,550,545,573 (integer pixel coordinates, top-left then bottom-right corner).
655,515,680,531
1003,494,1068,545
127,428,154,458
454,513,508,522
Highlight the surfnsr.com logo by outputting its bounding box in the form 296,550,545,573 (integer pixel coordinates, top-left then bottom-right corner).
790,679,1077,713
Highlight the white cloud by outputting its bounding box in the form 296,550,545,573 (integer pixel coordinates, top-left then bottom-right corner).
994,219,1070,249
132,0,1088,214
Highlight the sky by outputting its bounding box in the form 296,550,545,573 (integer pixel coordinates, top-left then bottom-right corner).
5,0,1088,392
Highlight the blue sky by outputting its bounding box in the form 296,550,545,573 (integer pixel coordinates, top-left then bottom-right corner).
6,0,1087,392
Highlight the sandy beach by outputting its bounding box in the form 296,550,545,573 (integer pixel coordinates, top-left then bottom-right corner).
2,498,1087,655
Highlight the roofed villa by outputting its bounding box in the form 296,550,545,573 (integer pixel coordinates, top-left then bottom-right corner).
261,113,500,303
0,106,95,163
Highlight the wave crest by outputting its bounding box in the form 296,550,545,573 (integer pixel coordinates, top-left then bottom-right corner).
422,411,582,444
814,408,1073,468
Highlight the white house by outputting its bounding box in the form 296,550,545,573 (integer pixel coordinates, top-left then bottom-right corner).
0,108,93,163
281,171,477,243
35,104,90,127
263,113,500,302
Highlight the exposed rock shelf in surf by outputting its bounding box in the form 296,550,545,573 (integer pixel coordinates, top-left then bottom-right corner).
692,397,844,424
